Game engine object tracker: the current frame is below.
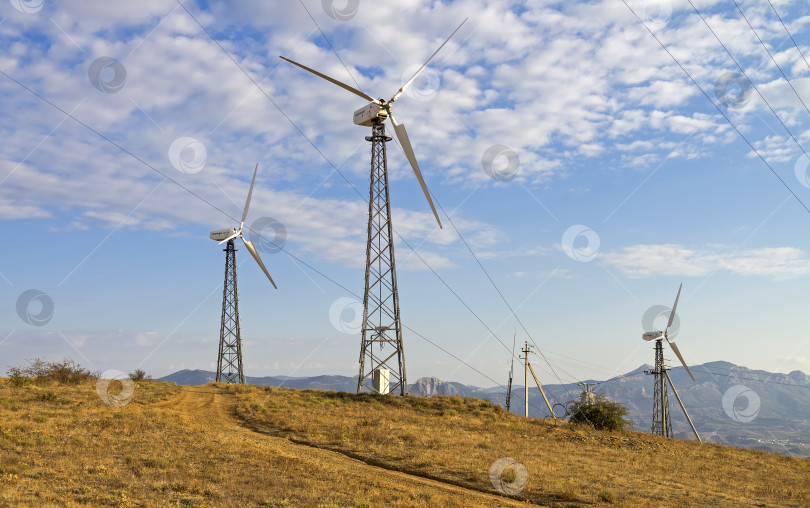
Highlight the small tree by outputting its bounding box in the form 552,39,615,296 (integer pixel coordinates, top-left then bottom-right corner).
129,369,151,381
568,394,631,431
5,358,94,385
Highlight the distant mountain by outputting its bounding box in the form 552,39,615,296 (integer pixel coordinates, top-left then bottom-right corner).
410,376,460,396
158,370,357,392
158,361,810,458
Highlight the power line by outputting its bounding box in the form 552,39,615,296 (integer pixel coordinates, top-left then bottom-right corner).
766,0,810,75
732,0,810,119
685,0,810,171
0,64,548,409
434,199,587,406
0,68,239,225
175,3,592,415
175,2,553,376
620,0,810,216
0,51,555,415
295,0,365,94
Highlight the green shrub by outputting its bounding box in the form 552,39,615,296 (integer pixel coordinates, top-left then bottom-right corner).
38,390,58,402
567,394,630,432
598,489,616,503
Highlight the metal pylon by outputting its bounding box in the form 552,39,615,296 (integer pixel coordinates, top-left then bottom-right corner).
216,239,244,384
649,340,672,437
357,121,407,395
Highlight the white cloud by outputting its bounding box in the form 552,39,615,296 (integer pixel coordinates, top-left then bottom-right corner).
1,0,809,269
602,244,810,280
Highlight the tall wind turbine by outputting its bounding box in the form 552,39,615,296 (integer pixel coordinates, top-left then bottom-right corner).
209,163,277,384
643,283,701,442
281,20,466,395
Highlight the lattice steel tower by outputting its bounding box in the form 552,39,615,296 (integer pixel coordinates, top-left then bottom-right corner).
647,339,672,437
216,239,244,384
357,122,407,395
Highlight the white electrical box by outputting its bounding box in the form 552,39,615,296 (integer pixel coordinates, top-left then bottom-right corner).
373,369,390,395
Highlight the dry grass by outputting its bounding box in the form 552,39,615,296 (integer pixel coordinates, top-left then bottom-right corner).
234,385,810,507
2,378,808,506
0,380,525,507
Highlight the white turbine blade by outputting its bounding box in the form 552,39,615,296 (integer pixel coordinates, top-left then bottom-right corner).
390,18,468,104
666,339,695,382
241,236,277,289
389,113,442,228
218,233,239,245
241,162,259,226
280,56,376,103
667,282,683,330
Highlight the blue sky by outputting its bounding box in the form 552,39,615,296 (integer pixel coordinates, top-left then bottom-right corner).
2,0,810,388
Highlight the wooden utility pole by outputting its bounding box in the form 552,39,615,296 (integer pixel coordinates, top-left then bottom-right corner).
519,342,557,421
522,342,529,417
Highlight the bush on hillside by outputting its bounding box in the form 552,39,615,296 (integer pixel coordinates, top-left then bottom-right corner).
567,394,630,431
129,369,152,381
6,358,95,385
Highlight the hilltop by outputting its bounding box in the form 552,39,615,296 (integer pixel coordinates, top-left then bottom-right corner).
159,360,810,458
1,378,809,506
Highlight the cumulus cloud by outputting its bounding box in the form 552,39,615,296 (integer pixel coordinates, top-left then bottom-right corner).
0,0,808,269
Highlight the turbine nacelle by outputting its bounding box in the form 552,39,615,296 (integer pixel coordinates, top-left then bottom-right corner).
353,102,388,127
643,331,663,342
210,227,238,242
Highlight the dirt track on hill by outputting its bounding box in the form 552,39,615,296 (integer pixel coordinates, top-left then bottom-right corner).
160,386,529,507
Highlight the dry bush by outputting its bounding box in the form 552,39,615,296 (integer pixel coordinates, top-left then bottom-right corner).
6,358,95,385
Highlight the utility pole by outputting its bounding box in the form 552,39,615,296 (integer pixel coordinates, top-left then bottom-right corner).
519,342,557,420
505,330,516,413
522,342,529,417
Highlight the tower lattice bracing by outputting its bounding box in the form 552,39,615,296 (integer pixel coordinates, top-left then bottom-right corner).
216,239,244,384
357,122,407,395
650,340,672,437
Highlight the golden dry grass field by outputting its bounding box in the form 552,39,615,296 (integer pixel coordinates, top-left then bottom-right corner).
1,378,808,507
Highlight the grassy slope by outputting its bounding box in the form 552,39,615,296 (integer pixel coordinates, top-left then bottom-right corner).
0,380,522,507
233,385,810,507
1,379,808,507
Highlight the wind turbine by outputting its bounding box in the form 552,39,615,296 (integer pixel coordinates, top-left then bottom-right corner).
280,20,466,395
643,283,701,442
210,163,277,384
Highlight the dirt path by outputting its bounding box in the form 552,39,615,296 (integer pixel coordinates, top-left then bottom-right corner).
161,386,530,506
